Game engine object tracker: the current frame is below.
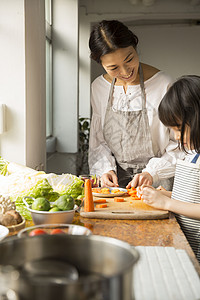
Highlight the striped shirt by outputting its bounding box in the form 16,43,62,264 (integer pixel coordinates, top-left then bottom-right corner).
172,154,200,262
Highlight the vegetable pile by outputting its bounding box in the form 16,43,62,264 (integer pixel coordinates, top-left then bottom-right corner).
30,195,75,212
0,157,84,220
127,187,141,200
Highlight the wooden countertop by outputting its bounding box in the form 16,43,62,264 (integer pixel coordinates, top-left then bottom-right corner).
73,212,200,275
14,205,200,276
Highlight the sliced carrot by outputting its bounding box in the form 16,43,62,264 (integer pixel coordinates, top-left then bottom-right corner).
92,188,102,193
94,199,107,203
84,179,94,212
114,198,125,202
96,204,108,208
127,187,138,196
101,188,110,194
131,196,141,200
128,191,137,196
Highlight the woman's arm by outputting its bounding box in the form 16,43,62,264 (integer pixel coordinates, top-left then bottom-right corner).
88,114,116,176
88,78,117,177
139,185,200,220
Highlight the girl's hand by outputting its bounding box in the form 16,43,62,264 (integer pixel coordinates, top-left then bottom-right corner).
126,172,153,188
101,170,119,187
138,185,170,211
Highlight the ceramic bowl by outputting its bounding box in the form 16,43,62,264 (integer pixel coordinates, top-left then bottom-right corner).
0,225,9,241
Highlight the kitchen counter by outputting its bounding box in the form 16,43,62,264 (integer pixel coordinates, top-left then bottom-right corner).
21,206,200,276
7,211,200,300
72,212,200,275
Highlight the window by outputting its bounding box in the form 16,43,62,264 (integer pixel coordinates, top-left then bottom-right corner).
45,0,52,137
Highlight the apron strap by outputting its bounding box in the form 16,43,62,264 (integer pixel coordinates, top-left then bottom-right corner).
191,153,200,164
108,63,146,110
139,64,146,110
107,78,116,107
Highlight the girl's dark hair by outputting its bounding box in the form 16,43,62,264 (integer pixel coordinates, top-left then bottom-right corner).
158,75,200,153
89,20,139,63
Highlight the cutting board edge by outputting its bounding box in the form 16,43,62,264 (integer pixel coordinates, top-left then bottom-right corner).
80,211,169,220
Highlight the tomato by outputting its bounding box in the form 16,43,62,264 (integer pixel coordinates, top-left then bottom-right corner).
29,229,47,236
50,229,65,235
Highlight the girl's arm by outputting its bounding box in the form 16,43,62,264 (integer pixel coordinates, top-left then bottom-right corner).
139,185,200,220
167,198,200,220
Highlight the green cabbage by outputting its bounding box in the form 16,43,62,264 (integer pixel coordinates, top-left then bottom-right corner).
0,156,8,176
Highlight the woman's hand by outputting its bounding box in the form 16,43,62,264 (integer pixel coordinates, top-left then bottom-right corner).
101,170,119,187
126,172,153,188
137,185,170,211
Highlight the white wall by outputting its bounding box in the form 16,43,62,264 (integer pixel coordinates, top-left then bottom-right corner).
132,24,200,80
0,0,46,169
25,0,46,170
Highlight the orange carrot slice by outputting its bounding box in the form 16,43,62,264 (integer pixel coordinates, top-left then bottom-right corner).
92,188,102,193
128,190,137,195
101,188,110,194
114,198,125,202
96,204,108,208
131,196,141,200
84,179,94,212
94,199,107,203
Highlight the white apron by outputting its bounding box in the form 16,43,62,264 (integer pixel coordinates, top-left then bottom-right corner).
103,64,154,187
172,154,200,262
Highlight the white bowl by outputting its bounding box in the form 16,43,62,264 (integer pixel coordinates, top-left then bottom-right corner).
0,225,9,241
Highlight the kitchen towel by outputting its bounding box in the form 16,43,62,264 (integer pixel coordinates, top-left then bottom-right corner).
133,246,200,300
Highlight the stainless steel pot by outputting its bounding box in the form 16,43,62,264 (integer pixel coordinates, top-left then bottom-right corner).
0,235,139,300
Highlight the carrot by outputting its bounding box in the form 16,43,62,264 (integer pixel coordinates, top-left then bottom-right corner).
84,179,94,212
96,204,108,208
94,199,107,203
111,189,120,193
114,198,125,202
101,188,110,194
127,187,138,196
128,190,137,195
131,196,141,200
92,188,102,193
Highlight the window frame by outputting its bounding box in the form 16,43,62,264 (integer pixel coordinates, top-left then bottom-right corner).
45,0,53,138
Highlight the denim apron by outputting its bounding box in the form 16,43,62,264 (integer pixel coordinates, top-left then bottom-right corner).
172,154,200,262
103,64,154,187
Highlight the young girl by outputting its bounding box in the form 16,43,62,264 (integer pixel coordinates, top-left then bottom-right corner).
138,75,200,262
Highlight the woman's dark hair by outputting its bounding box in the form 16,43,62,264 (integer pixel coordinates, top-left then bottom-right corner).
158,75,200,153
89,20,139,63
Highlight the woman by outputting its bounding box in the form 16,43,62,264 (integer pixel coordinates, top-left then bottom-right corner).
88,20,184,188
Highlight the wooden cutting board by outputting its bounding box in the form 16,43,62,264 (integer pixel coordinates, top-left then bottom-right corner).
80,196,169,220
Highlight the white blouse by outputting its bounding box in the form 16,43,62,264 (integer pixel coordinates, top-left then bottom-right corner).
89,71,186,184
